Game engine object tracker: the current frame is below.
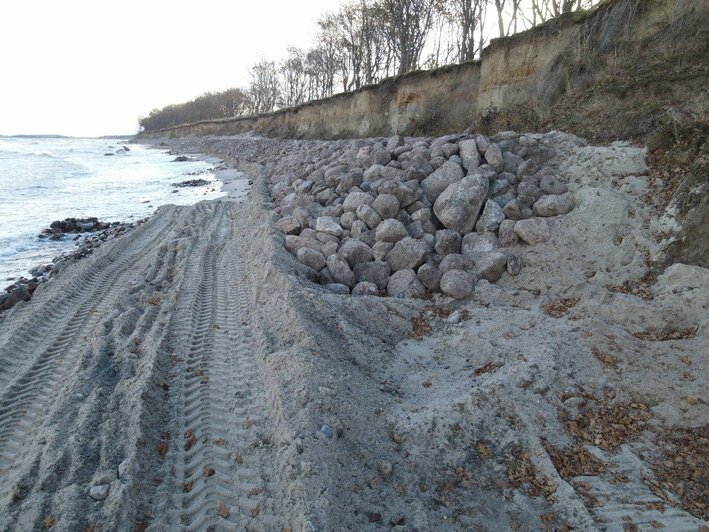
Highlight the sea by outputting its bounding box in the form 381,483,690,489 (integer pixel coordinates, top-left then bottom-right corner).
0,136,226,282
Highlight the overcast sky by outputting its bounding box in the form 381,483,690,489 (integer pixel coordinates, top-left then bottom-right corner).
0,0,334,137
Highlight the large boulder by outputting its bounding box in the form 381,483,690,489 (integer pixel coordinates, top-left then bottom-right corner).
474,252,508,282
433,175,489,233
338,239,374,268
375,219,408,243
502,199,533,220
498,220,519,247
514,218,550,245
421,161,464,202
326,254,356,288
385,237,429,271
475,200,505,232
417,264,442,292
434,229,462,256
352,281,379,296
461,232,498,260
539,174,568,195
458,139,480,172
533,193,575,217
353,261,391,290
285,236,322,255
315,216,343,237
342,192,374,212
440,270,474,299
439,254,474,273
387,269,426,298
484,143,504,172
276,216,301,235
356,204,382,230
371,194,400,219
296,247,326,271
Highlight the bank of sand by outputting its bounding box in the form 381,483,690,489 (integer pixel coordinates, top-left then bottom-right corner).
0,132,706,531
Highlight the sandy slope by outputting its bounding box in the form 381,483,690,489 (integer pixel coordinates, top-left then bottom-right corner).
0,134,706,531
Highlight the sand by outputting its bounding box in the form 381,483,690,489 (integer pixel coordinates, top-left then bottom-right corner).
0,133,706,531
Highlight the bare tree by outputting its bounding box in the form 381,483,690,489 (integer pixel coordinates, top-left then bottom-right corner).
446,0,486,62
279,47,308,107
248,60,280,114
382,0,438,75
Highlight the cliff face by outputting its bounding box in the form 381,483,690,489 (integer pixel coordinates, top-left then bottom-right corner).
139,0,707,143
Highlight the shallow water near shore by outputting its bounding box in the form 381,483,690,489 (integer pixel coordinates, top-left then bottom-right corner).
0,136,227,280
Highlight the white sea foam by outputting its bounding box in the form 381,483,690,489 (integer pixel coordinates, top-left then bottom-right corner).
0,137,226,280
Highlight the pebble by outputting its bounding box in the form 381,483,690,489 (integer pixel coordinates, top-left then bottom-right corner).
320,424,333,438
89,484,110,500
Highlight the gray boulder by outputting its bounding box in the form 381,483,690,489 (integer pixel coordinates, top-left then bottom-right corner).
385,237,429,271
502,199,533,220
484,143,504,172
461,232,498,260
356,204,383,230
276,216,301,235
440,270,474,299
507,254,523,276
474,252,508,282
458,139,480,172
533,193,575,217
353,261,391,290
539,174,568,195
439,254,474,274
285,236,322,255
417,264,442,292
421,161,464,202
375,219,408,243
297,247,327,271
434,229,462,256
326,254,356,288
342,192,374,212
338,239,373,268
514,218,550,245
475,200,506,232
315,216,343,237
433,175,489,233
498,219,519,247
371,194,400,219
372,241,394,261
323,283,351,295
352,281,379,296
387,269,426,298
340,211,357,230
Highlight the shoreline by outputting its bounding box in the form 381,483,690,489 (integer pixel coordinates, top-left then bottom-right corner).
0,149,251,314
0,131,706,530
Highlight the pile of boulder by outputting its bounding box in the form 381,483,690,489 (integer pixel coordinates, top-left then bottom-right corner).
39,217,118,240
272,131,575,298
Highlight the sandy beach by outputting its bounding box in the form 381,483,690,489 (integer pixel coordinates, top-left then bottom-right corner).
0,132,706,531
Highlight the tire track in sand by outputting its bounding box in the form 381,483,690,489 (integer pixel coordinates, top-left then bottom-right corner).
165,202,279,531
0,209,182,472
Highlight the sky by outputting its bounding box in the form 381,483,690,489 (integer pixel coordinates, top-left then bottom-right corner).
0,0,334,137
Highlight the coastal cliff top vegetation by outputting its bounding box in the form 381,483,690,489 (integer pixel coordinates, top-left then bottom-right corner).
138,0,602,132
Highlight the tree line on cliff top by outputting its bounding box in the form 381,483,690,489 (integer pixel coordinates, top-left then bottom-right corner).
138,0,599,132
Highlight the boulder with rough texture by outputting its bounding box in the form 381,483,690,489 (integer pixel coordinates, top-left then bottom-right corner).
315,216,343,237
353,261,391,290
461,232,498,260
475,200,506,232
372,241,394,261
417,264,442,292
484,143,504,172
474,252,508,282
434,229,462,256
375,219,408,243
371,194,400,219
356,204,382,230
514,218,550,245
507,254,523,276
539,174,568,195
421,161,464,202
387,269,426,298
338,239,373,268
385,237,429,271
458,139,480,172
439,254,474,273
503,199,533,220
342,192,374,212
440,269,474,299
285,236,322,255
352,281,379,296
326,254,356,288
533,193,575,217
498,220,518,247
297,247,327,271
276,216,301,235
433,175,489,233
